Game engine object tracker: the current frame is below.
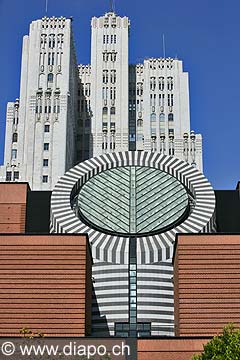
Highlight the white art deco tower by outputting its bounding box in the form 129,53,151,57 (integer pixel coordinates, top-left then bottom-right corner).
0,17,79,190
129,59,202,170
89,12,130,156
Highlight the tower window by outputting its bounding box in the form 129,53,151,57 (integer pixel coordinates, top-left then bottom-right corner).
44,143,49,151
12,133,18,143
48,53,55,66
42,175,48,183
49,34,55,48
159,77,164,91
111,52,117,62
103,70,108,84
150,113,157,135
160,113,165,122
110,107,115,115
43,159,49,167
13,171,19,181
11,149,17,159
111,70,116,84
150,77,156,91
48,73,54,83
103,107,108,115
45,105,51,114
167,76,174,91
168,113,174,121
44,124,50,132
6,171,12,181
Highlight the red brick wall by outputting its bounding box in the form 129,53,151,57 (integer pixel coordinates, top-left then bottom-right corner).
138,338,209,360
0,183,28,233
174,234,240,336
0,234,91,337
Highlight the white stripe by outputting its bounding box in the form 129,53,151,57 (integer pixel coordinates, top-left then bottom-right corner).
92,297,128,304
138,289,173,295
138,281,172,287
94,289,128,296
92,314,127,320
93,265,128,272
138,264,173,271
93,281,129,288
95,305,129,312
138,298,174,304
93,272,128,280
138,273,172,279
138,313,174,319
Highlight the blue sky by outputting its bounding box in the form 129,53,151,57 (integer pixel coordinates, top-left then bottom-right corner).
0,0,239,189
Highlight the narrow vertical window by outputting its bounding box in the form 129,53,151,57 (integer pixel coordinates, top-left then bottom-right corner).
13,171,19,181
6,171,12,181
168,94,170,106
150,113,157,136
44,124,50,132
11,149,17,159
44,143,49,151
48,73,54,83
12,133,18,143
43,159,49,167
159,77,164,91
42,175,48,183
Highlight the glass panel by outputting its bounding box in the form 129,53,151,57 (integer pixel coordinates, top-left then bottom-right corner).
115,324,123,331
143,324,151,331
130,317,137,324
116,332,128,337
77,166,189,235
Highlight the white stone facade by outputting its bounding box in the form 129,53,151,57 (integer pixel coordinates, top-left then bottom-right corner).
89,12,130,156
78,12,202,170
1,17,79,190
129,59,202,170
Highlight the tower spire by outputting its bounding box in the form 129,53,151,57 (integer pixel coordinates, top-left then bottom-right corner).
110,0,114,12
162,34,166,58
